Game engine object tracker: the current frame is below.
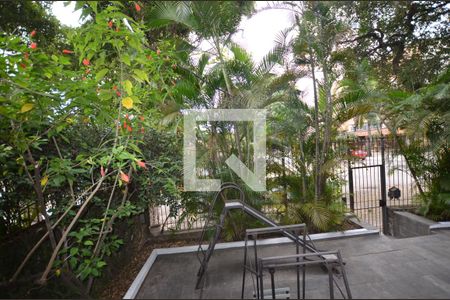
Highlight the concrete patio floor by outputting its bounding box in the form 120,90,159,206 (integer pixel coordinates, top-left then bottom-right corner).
133,230,450,299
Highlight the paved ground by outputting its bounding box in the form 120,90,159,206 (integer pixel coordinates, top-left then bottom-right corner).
135,230,450,299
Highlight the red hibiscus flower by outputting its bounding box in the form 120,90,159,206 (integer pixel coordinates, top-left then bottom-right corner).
137,160,147,169
120,171,130,183
135,3,141,12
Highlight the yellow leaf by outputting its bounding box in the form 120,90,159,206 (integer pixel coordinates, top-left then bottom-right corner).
41,175,49,187
122,97,133,109
20,103,34,113
124,80,133,96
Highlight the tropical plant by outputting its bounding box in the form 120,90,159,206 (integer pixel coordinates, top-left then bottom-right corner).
390,68,450,220
0,1,185,295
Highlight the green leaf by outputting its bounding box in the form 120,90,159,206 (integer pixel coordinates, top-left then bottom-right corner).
69,257,77,269
59,56,71,65
70,247,79,256
97,261,107,268
82,248,91,256
96,68,109,82
84,240,94,246
122,54,131,66
133,69,149,83
80,268,90,280
91,268,100,277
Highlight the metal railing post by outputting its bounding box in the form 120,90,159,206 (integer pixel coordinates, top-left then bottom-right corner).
347,159,355,212
380,136,389,234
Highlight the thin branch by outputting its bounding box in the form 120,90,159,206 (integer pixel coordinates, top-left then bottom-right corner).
0,78,60,99
9,173,110,282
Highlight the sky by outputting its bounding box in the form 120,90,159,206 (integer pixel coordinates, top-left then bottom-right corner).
50,1,315,106
51,2,84,28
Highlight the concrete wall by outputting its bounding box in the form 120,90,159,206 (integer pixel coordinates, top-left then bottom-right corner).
387,207,436,238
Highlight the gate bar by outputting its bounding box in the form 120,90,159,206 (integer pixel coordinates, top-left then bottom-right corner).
380,137,389,234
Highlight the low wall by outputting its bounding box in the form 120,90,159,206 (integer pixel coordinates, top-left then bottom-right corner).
386,206,450,238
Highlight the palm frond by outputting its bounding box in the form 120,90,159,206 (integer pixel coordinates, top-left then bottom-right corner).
147,2,196,29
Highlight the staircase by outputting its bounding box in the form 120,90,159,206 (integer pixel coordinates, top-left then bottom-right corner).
195,183,324,289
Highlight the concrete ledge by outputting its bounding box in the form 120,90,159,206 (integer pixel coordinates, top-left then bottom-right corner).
123,227,379,299
387,207,450,238
430,221,450,231
347,214,378,231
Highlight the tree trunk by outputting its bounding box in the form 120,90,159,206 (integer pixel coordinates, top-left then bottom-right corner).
298,135,307,201
281,147,288,210
214,37,243,162
309,50,320,202
24,149,57,250
319,61,333,198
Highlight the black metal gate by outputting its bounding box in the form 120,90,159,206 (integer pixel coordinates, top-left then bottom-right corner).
347,137,388,233
338,135,423,233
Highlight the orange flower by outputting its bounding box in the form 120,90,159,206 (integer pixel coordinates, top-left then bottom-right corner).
135,3,141,12
139,115,144,121
123,120,127,129
112,85,118,91
82,58,90,66
156,49,161,55
120,171,130,183
108,20,113,28
127,125,133,132
125,114,129,120
30,42,37,49
116,91,121,97
137,160,147,169
62,49,74,54
30,30,37,37
100,166,105,177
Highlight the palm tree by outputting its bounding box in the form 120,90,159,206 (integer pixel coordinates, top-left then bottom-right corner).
287,1,350,201
150,1,354,232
